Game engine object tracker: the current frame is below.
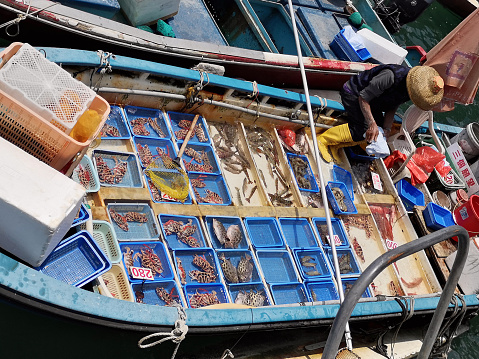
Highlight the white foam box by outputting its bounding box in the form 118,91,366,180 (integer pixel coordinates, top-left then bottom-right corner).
357,28,407,65
0,137,85,266
118,0,180,26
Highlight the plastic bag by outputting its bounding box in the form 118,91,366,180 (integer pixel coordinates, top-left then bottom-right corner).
277,127,296,147
365,127,390,158
343,25,366,51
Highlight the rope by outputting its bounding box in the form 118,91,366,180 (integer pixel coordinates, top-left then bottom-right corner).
246,81,259,108
184,70,210,109
218,307,254,359
138,305,188,359
0,1,57,36
92,50,115,92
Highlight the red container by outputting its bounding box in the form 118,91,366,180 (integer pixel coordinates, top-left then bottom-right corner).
454,194,479,237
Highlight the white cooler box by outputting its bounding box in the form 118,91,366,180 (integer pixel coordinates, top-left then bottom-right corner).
357,28,408,65
0,137,85,266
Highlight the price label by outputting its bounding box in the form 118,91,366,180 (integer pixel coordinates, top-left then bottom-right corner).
326,234,342,246
444,173,454,185
161,192,178,202
371,172,383,191
130,266,154,281
386,239,398,250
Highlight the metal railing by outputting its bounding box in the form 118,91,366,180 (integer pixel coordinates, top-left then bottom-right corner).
322,225,470,359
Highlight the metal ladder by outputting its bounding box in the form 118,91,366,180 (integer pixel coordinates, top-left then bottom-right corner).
322,225,470,359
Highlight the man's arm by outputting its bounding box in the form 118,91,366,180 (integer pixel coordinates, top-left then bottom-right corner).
382,105,399,138
359,96,379,142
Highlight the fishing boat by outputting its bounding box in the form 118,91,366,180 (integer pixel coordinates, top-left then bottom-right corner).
0,0,412,91
0,42,476,359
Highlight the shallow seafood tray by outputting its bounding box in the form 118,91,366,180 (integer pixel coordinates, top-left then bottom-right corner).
132,280,185,307
133,136,176,168
172,248,222,286
80,220,121,264
216,249,261,284
92,149,143,188
292,248,332,281
305,280,339,302
228,282,271,307
342,277,372,298
189,173,232,206
107,203,159,241
72,203,90,228
278,218,319,249
270,282,310,305
255,250,300,284
178,142,221,175
286,153,319,192
167,111,211,144
184,283,229,308
326,248,361,278
244,217,285,249
120,241,174,283
204,216,249,250
37,230,111,287
312,217,349,248
144,173,193,204
71,155,100,193
96,263,134,302
101,105,131,139
158,214,207,249
326,181,357,215
124,105,171,139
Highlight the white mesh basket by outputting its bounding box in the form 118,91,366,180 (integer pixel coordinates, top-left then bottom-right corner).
0,43,95,134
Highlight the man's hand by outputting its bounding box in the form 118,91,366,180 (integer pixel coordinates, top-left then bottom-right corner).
366,122,379,143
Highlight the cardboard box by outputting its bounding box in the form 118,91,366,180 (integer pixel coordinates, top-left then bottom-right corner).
0,137,85,266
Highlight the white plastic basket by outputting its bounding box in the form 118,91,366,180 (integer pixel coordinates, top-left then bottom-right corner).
0,43,95,134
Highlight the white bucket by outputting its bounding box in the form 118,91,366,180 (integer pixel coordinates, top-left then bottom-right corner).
450,122,479,161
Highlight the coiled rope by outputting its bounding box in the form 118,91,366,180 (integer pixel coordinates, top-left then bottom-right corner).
0,1,57,37
138,305,188,359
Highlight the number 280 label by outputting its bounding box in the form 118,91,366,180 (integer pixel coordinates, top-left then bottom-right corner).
130,266,154,280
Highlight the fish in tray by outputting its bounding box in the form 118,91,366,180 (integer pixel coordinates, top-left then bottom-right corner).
212,218,242,249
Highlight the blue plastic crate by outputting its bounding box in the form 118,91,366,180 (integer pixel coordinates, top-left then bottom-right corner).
92,149,143,188
37,230,111,287
185,283,229,308
228,282,270,306
107,203,159,241
256,250,299,283
422,202,455,231
158,214,207,249
342,278,372,299
330,28,371,62
217,249,261,284
101,105,130,139
293,248,331,280
179,142,221,175
244,217,285,248
120,241,174,283
204,216,249,249
305,280,339,301
332,165,354,201
144,173,192,204
71,155,101,193
72,203,90,227
270,282,310,305
346,146,378,161
133,137,176,168
132,280,185,306
326,248,361,278
312,217,349,248
190,173,231,206
167,111,211,144
326,181,357,215
124,105,170,139
396,179,425,211
279,218,318,248
173,248,221,285
286,153,319,192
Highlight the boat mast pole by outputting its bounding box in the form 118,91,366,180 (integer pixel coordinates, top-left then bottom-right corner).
286,1,353,351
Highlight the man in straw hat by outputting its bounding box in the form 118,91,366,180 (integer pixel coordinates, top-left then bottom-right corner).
317,64,444,162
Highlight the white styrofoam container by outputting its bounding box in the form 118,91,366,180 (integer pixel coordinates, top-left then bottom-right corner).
0,137,86,266
357,28,408,65
118,0,180,26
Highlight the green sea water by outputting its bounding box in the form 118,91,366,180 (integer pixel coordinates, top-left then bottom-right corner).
393,2,479,128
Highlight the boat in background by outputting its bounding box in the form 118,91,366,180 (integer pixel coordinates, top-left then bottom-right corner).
0,0,409,91
0,42,477,358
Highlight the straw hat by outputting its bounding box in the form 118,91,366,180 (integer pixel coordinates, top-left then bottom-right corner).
406,66,444,111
